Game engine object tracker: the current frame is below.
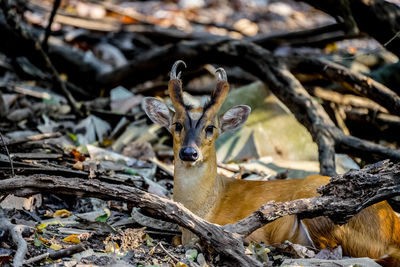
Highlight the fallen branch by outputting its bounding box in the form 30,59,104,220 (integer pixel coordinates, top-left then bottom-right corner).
24,243,85,265
345,108,400,133
295,0,400,57
0,174,261,266
1,160,400,266
4,132,62,146
0,209,28,267
251,23,350,50
285,56,400,116
308,86,387,113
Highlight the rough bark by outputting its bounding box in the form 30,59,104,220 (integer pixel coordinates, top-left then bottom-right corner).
285,56,400,116
0,209,28,267
1,161,400,266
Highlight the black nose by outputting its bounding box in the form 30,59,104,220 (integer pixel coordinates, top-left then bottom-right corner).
179,147,199,161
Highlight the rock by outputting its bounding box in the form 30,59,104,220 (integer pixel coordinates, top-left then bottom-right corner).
6,107,32,122
216,81,318,162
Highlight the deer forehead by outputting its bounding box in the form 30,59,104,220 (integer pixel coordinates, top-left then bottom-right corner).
188,108,203,120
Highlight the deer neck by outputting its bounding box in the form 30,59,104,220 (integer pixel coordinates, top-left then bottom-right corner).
173,150,222,219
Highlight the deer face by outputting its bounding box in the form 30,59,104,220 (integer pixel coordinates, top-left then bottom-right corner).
143,61,251,166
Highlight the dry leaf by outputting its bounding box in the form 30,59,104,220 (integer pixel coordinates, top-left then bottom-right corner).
63,234,81,244
73,161,84,170
104,241,120,253
50,243,63,251
53,209,72,218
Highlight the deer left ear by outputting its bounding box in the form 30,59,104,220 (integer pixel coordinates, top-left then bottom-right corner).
218,105,251,134
142,97,174,130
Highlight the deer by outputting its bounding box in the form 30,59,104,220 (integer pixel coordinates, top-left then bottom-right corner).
142,60,400,266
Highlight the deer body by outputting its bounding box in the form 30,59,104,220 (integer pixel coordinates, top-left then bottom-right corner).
143,61,400,265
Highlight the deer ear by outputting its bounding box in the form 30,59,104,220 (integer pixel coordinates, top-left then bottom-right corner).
219,105,251,134
142,97,174,130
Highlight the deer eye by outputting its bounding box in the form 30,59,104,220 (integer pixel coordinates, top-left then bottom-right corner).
174,122,183,133
205,125,215,136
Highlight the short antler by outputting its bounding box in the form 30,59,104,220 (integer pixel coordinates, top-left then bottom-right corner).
204,67,230,116
170,60,186,80
168,60,186,113
216,68,227,81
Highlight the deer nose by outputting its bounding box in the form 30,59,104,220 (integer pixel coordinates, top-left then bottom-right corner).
179,147,199,161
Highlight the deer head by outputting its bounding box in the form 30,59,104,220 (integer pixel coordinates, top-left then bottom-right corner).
143,60,251,166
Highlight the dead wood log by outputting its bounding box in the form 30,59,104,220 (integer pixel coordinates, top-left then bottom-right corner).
1,160,400,266
345,108,400,131
308,86,387,113
251,23,350,50
285,56,400,116
97,39,400,175
0,209,28,267
0,174,261,266
296,0,400,57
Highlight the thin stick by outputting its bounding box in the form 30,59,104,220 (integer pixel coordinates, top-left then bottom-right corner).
159,242,179,262
0,132,14,177
24,243,85,264
4,132,62,146
42,0,61,51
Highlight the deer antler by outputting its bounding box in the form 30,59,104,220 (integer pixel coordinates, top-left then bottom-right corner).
168,60,186,113
204,67,230,116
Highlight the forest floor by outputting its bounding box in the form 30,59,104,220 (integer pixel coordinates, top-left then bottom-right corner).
0,0,398,266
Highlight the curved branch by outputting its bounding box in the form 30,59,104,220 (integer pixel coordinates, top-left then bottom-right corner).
0,209,28,267
285,56,400,116
0,175,261,267
1,161,400,265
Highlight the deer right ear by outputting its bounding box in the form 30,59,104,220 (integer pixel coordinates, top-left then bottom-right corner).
142,97,173,130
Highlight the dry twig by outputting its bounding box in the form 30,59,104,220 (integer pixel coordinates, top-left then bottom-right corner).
24,243,85,265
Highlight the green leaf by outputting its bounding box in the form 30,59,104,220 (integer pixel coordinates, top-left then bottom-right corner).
185,249,198,262
145,234,154,247
95,208,111,223
67,132,78,142
34,233,43,247
124,168,140,176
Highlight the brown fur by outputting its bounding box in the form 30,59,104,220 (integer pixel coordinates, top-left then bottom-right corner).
170,108,400,265
143,64,400,265
203,81,230,117
168,79,186,114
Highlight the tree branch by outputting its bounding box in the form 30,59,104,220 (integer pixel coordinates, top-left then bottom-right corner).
285,56,400,116
41,0,61,51
0,209,28,267
1,161,400,265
